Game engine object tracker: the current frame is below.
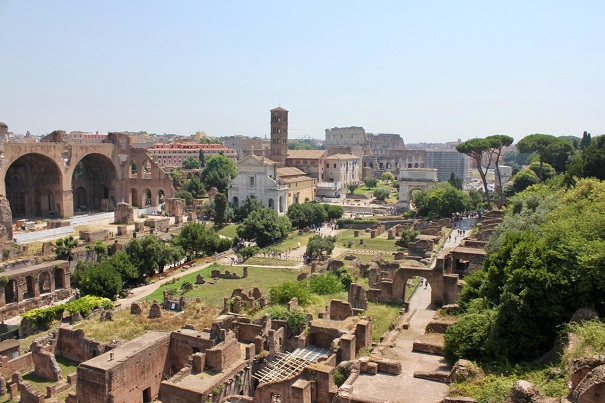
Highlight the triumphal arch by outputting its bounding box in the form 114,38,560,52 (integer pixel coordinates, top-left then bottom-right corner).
398,168,438,210
0,128,174,238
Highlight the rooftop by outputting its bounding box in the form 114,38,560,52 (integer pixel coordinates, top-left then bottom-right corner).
287,149,327,159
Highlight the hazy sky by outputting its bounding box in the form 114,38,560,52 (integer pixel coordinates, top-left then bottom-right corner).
1,1,604,143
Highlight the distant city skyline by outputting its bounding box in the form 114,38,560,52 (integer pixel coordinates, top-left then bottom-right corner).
1,1,604,144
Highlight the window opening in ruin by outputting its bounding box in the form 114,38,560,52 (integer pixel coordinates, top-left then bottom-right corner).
142,387,151,403
192,347,200,354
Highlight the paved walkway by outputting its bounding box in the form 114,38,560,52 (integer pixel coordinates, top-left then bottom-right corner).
350,218,476,402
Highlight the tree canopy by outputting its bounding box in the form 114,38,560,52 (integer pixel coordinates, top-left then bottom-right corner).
52,236,78,262
287,203,327,229
236,207,292,247
445,179,605,363
182,156,201,169
373,186,390,201
234,196,264,222
364,178,378,189
413,182,467,219
565,135,605,185
200,155,237,193
517,134,573,181
487,134,514,198
171,222,229,260
125,235,184,276
456,138,496,208
306,235,336,259
213,192,229,227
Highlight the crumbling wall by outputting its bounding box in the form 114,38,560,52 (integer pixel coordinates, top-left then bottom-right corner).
205,332,241,371
0,352,33,378
169,330,214,373
76,333,170,403
31,341,62,381
57,327,110,363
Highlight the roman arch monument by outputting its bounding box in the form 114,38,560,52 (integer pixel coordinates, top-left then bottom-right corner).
398,168,438,210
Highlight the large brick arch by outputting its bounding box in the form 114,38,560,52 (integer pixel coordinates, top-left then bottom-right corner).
4,152,64,217
0,132,175,230
71,153,120,212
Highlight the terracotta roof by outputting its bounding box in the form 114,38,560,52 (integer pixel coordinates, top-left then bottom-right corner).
277,167,306,177
280,176,315,184
287,150,327,159
326,154,359,160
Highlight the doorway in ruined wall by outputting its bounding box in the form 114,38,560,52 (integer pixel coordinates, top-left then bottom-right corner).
142,387,151,403
4,280,17,304
130,189,139,208
5,153,63,218
74,187,87,211
24,276,35,299
143,189,152,207
39,272,51,295
158,189,165,206
54,269,65,289
72,154,118,212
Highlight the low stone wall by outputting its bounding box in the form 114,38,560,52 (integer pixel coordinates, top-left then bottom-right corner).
1,290,72,322
1,352,34,378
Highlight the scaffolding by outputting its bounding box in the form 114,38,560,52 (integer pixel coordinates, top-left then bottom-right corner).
253,346,329,385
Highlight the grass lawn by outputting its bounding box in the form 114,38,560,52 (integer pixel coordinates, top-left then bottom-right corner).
333,252,395,264
366,302,402,341
22,356,79,394
142,264,301,305
216,224,238,238
264,231,315,253
352,184,389,195
337,229,402,251
243,256,300,267
76,301,222,342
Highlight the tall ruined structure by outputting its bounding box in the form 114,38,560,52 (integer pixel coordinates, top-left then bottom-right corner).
0,125,174,237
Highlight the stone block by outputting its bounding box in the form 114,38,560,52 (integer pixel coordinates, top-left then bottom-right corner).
148,302,162,319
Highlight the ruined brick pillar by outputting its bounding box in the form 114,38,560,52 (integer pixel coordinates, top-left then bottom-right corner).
61,189,74,219
339,334,356,361
49,272,56,293
291,379,312,403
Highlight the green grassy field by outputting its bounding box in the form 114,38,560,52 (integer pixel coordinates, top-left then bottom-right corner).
243,256,300,267
366,302,403,341
264,231,315,252
22,356,79,394
337,229,402,251
143,264,301,305
216,224,238,238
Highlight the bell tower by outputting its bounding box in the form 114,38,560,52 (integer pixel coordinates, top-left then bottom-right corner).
269,107,288,166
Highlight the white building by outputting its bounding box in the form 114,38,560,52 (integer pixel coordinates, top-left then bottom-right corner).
228,155,288,214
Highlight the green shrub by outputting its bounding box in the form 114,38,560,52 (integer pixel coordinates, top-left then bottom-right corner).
443,302,496,363
239,246,260,260
336,219,378,227
22,295,112,329
395,229,420,247
333,369,346,387
266,306,308,331
309,273,343,295
269,281,311,305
